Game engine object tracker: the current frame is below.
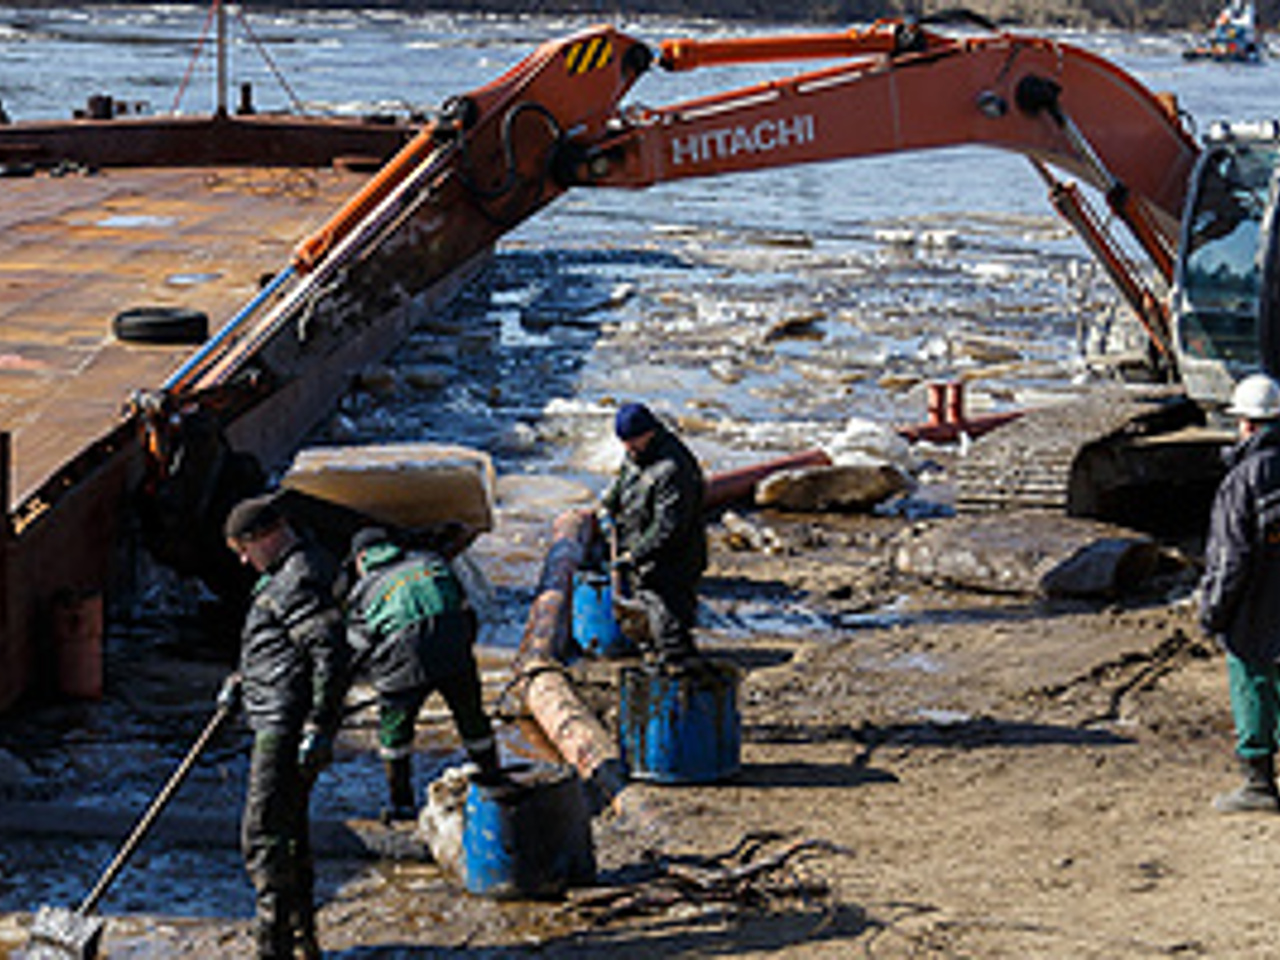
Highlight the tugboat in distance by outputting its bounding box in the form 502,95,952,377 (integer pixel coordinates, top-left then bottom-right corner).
1184,0,1265,62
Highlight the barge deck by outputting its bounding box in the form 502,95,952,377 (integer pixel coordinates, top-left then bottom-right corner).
0,165,366,507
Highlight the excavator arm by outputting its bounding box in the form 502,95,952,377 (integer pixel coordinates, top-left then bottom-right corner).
566,21,1195,251
128,19,1215,621
169,18,1200,399
553,20,1199,358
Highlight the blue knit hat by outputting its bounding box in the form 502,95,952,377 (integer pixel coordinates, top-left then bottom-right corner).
614,402,659,440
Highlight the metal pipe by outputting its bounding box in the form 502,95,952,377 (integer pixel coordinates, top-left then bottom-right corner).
162,264,296,393
1056,111,1175,281
703,447,832,510
216,0,227,117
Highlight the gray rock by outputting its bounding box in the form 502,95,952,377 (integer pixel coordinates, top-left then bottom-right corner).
401,364,450,391
756,463,910,512
419,765,471,880
893,511,1165,597
720,510,784,553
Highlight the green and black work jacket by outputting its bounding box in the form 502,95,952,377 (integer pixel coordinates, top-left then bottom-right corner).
345,543,476,694
602,424,707,588
239,542,349,736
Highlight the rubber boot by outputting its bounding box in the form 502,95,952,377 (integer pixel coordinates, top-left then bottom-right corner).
293,897,320,960
469,742,504,785
1213,754,1280,813
253,907,291,960
296,918,321,960
382,757,416,823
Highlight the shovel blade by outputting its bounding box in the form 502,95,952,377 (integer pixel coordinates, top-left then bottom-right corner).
26,906,104,959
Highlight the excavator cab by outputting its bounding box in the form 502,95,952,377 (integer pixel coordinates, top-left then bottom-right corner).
1173,121,1280,412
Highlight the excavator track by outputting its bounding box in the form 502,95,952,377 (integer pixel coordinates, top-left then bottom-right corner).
955,387,1225,534
956,391,1148,513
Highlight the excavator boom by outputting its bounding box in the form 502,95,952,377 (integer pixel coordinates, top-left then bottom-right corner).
411,18,1218,532
565,22,1196,282
163,19,1223,551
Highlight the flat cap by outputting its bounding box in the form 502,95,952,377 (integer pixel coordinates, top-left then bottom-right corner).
224,492,285,541
349,526,391,557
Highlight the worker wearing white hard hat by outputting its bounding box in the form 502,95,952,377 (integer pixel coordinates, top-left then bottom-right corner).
1225,371,1280,425
1200,371,1280,813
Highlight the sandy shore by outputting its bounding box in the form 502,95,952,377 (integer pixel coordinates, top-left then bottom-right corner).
6,499,1268,958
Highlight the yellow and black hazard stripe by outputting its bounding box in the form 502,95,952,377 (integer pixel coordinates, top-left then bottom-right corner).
565,36,613,76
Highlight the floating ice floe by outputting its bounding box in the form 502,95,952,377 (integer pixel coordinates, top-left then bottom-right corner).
874,228,917,247
919,229,961,250
825,417,918,473
967,261,1015,281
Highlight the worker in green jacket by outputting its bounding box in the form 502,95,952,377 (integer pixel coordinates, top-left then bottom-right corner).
343,527,500,821
602,402,707,667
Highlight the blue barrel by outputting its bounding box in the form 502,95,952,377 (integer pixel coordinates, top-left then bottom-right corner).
619,660,741,784
571,570,635,659
461,762,596,899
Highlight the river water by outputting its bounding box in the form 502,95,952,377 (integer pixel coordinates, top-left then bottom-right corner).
2,9,1275,480
0,6,1276,934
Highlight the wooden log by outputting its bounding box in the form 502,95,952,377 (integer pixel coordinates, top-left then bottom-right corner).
522,657,627,808
512,507,628,809
514,507,595,667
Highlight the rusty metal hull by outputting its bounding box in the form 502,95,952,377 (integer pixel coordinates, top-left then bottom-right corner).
0,114,496,711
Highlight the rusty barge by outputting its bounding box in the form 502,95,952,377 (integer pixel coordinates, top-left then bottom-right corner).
7,9,1257,712
0,106,472,711
0,12,662,713
0,96,490,709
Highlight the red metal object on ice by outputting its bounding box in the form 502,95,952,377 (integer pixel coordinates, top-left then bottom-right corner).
897,381,1024,444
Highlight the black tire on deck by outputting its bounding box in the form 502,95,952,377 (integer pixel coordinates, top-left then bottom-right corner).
112,306,209,345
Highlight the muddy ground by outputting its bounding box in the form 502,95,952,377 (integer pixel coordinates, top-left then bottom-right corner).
0,495,1269,959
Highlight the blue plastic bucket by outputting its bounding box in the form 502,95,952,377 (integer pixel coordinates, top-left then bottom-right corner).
619,660,741,784
461,762,596,899
571,570,635,658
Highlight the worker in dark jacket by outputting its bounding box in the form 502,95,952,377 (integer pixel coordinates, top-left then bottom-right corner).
223,492,350,959
1200,372,1280,814
344,527,500,821
601,402,707,666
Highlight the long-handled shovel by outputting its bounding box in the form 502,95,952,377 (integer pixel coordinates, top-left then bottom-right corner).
608,520,651,646
26,698,234,959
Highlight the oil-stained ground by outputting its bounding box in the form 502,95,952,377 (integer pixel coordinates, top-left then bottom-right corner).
2,497,1265,958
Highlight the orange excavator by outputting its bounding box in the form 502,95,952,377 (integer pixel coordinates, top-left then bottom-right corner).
236,11,1266,534
136,13,1278,564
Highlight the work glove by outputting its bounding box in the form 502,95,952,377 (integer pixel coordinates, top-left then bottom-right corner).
216,673,242,712
298,726,334,780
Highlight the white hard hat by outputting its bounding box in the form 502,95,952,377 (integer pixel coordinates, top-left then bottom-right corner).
1227,373,1280,420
